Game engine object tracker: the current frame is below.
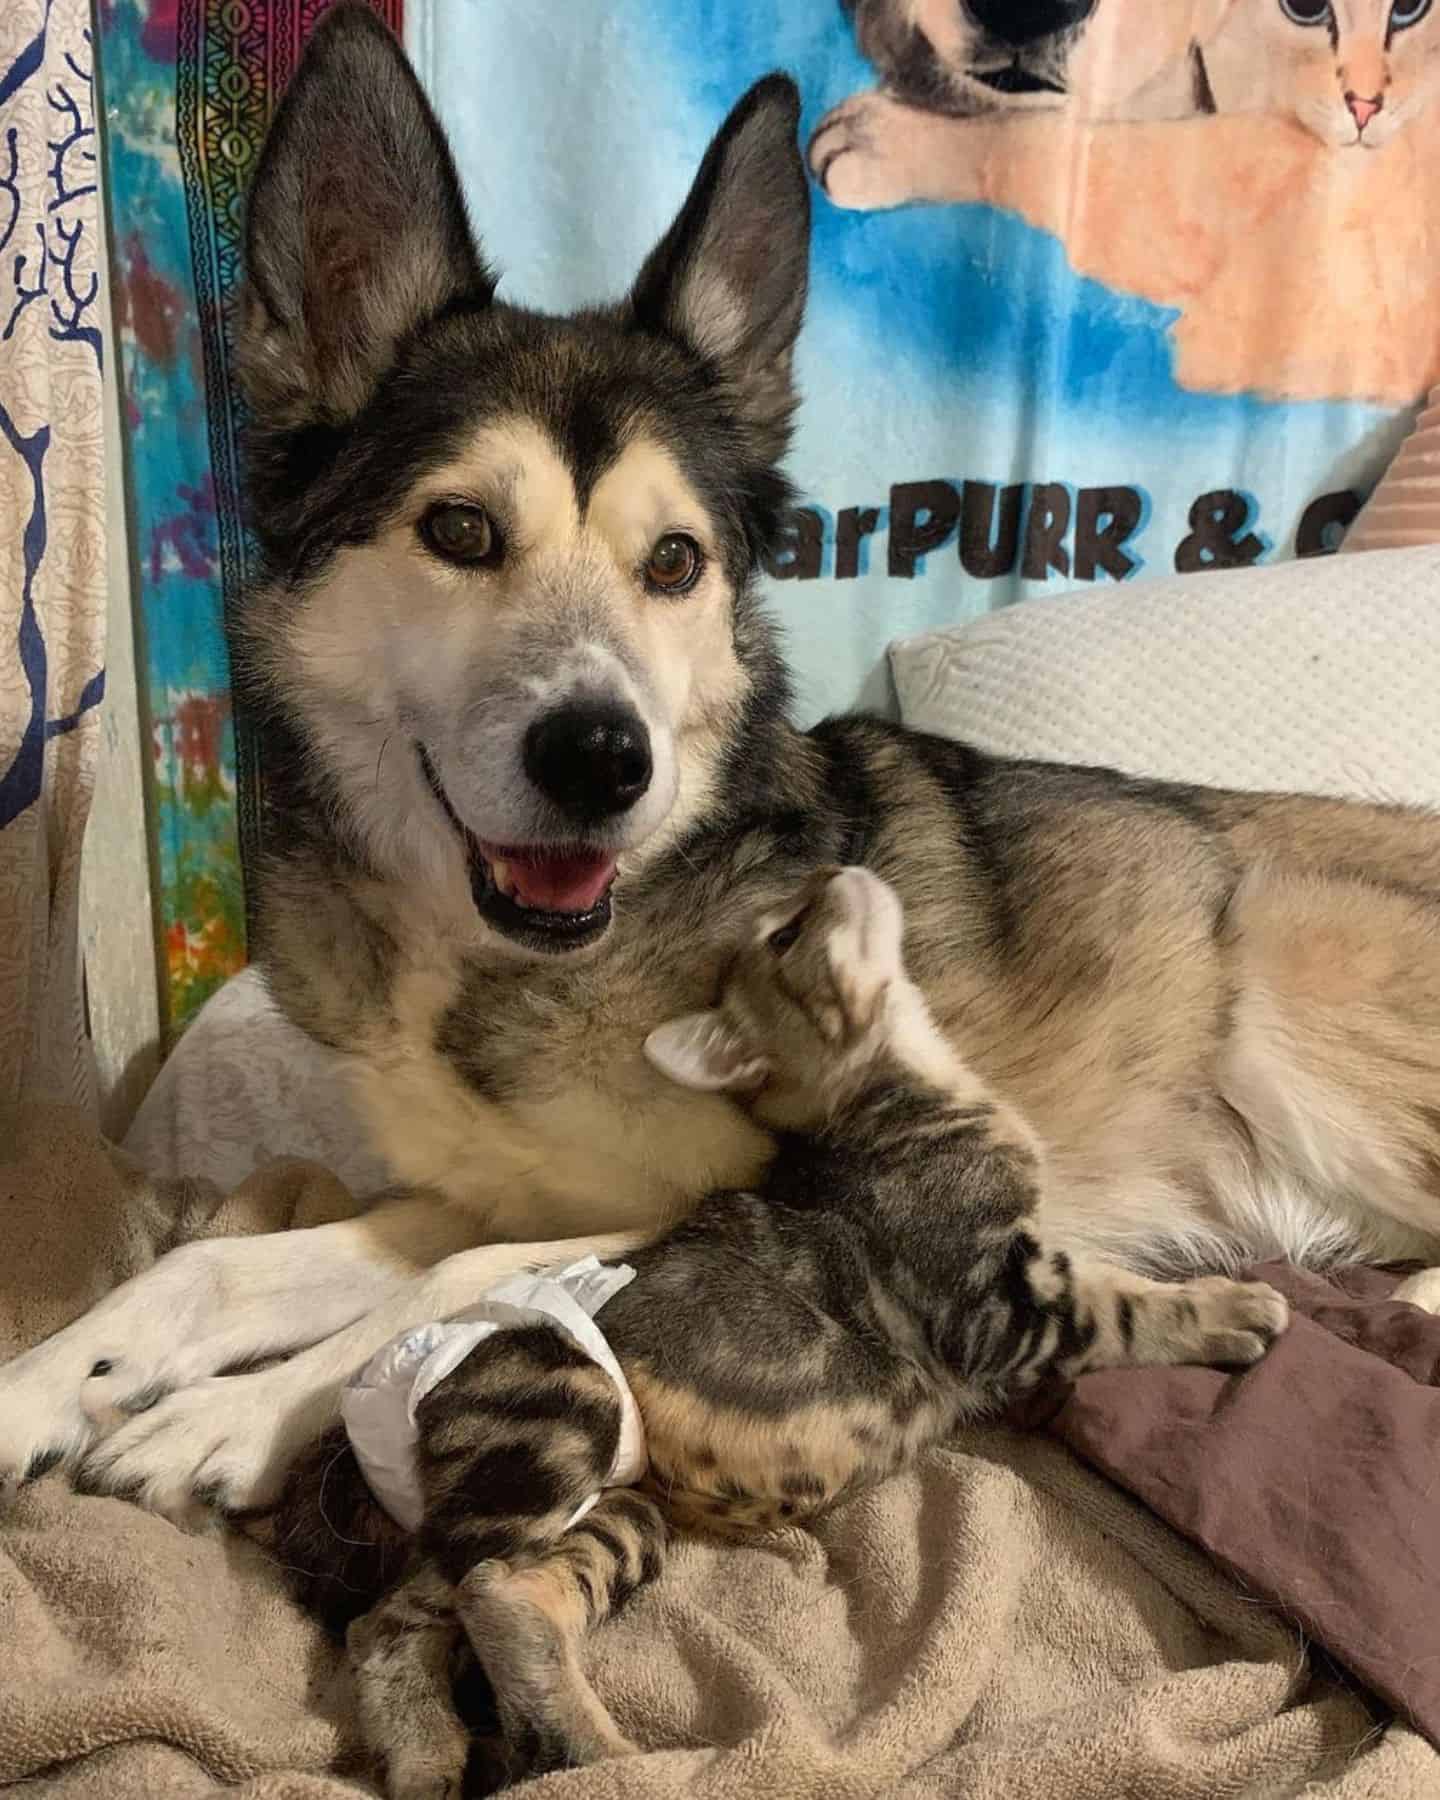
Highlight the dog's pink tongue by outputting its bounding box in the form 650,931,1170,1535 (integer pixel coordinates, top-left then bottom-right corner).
509,851,617,913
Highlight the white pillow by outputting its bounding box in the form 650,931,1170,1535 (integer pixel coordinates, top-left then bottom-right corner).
888,547,1440,808
123,966,390,1194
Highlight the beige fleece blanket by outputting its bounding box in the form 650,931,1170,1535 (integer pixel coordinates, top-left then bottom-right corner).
1,1101,1435,1798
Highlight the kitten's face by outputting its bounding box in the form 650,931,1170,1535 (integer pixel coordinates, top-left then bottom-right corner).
644,867,908,1130
1258,0,1440,147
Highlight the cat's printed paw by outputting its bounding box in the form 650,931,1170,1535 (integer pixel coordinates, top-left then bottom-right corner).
459,1562,640,1775
378,1743,469,1800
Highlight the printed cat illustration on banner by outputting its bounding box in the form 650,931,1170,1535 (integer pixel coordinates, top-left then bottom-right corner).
812,0,1440,403
1205,0,1440,149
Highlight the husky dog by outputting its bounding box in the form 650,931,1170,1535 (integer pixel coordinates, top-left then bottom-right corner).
810,1,1236,210
0,5,1438,1524
276,866,1286,1793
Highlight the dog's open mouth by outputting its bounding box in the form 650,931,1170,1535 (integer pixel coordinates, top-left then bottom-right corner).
418,744,618,952
972,64,1065,97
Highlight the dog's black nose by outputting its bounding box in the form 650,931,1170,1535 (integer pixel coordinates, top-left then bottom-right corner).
524,701,653,823
967,0,1095,48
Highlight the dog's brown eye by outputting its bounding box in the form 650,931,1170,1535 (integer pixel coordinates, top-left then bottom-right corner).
644,532,702,595
421,503,501,567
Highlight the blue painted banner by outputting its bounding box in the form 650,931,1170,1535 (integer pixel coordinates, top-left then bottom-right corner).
415,0,1418,719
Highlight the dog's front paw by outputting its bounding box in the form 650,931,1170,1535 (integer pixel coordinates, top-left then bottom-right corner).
1184,1277,1290,1367
807,91,939,211
75,1368,327,1523
0,1241,240,1509
0,1344,96,1507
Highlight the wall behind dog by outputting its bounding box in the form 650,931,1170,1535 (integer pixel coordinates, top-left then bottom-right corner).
414,0,1418,721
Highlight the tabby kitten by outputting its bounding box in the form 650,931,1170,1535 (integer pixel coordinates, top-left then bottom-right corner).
277,867,1287,1796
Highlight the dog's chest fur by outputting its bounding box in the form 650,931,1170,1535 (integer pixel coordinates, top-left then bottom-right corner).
352,884,782,1236
291,724,1227,1244
265,717,1440,1269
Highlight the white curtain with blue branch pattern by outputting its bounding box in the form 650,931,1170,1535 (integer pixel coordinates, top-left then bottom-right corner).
1,0,107,1110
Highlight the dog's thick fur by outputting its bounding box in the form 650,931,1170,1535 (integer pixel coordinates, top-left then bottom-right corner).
1,5,1439,1525
291,868,1285,1794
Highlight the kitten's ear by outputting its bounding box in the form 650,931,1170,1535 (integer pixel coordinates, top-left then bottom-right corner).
629,74,810,461
644,1013,770,1093
239,3,491,428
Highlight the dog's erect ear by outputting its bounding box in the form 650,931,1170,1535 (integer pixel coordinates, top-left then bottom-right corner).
239,4,489,427
644,1013,770,1093
630,74,810,460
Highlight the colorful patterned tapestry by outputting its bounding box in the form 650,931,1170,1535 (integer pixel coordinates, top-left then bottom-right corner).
99,0,401,1037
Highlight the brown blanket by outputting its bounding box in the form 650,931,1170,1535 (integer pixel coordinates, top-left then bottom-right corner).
1,1099,1434,1797
1046,1260,1440,1751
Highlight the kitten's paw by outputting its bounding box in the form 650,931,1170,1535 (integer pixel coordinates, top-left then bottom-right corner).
1181,1276,1290,1367
348,1585,476,1799
459,1562,639,1775
808,92,938,211
1392,1267,1440,1315
75,1367,328,1522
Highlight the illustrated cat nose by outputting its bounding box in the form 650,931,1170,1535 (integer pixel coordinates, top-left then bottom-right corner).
967,0,1096,47
524,700,653,823
1346,91,1382,131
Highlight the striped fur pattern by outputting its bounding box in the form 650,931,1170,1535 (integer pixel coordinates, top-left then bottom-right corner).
277,868,1286,1795
9,9,1440,1547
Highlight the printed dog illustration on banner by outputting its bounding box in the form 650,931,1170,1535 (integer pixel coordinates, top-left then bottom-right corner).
825,0,1235,135
813,0,1440,404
